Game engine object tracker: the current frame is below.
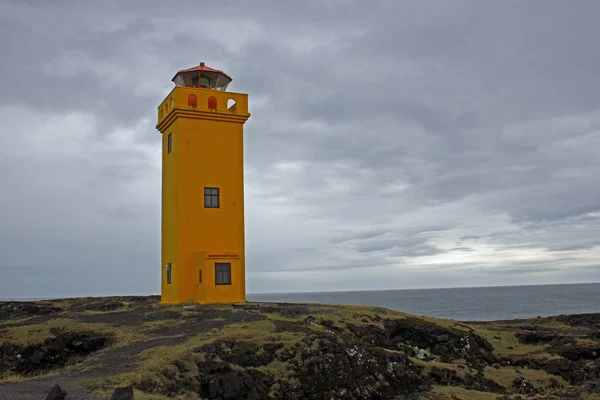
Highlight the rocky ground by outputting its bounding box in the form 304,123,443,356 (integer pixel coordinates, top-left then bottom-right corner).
1,297,600,399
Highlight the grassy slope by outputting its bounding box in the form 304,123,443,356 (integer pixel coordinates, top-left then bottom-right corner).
1,296,599,399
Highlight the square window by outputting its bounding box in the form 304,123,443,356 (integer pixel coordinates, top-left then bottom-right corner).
167,133,172,154
204,187,220,208
215,262,231,285
166,263,172,284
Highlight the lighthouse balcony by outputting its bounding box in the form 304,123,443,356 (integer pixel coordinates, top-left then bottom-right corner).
157,86,249,126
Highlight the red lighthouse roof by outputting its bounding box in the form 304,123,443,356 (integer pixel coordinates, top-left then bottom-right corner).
171,62,233,91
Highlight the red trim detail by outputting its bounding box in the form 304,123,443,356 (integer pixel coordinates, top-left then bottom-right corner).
172,62,233,82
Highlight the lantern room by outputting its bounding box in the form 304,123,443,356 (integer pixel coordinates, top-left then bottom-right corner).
171,62,232,91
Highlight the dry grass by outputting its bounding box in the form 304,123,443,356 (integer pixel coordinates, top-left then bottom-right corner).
89,386,192,400
2,319,110,346
582,394,600,400
136,318,188,335
470,326,549,357
483,365,567,388
411,358,472,378
0,370,59,384
428,385,500,399
135,391,190,400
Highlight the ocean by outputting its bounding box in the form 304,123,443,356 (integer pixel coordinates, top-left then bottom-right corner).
247,282,600,321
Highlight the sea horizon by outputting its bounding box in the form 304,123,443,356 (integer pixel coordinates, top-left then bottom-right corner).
250,280,600,296
3,280,600,301
2,281,600,321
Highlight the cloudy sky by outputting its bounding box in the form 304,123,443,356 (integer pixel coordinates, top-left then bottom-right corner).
1,0,599,299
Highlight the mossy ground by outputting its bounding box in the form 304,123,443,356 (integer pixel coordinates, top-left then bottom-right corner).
1,297,599,399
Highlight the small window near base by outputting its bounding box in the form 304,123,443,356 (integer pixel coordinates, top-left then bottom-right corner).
166,263,172,284
215,262,231,285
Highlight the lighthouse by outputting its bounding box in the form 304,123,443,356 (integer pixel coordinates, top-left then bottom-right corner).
156,62,251,304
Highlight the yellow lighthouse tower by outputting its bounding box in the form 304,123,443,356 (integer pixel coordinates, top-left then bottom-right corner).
156,62,250,304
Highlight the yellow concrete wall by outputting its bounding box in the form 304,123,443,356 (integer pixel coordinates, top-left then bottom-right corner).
156,86,250,305
160,121,180,304
203,257,245,303
193,252,207,304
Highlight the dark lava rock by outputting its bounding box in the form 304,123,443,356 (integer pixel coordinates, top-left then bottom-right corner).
498,355,598,386
143,335,429,399
544,358,590,384
0,331,113,375
254,303,330,319
292,336,429,399
554,313,600,329
385,317,495,366
552,344,600,361
137,359,273,400
201,367,273,400
272,320,315,334
515,331,565,345
45,384,67,400
142,309,182,321
320,318,344,333
348,316,495,369
512,376,541,395
111,385,134,400
428,367,506,394
517,357,600,386
0,301,61,320
71,300,124,313
198,339,282,367
583,378,600,393
347,323,396,348
427,367,464,387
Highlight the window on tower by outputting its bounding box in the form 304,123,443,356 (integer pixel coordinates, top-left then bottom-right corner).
167,133,172,154
215,262,231,285
204,187,220,208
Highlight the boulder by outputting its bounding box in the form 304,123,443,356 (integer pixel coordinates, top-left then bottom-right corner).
111,385,135,400
45,384,67,400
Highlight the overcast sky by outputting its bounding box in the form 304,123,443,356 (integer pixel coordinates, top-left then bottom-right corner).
1,0,599,299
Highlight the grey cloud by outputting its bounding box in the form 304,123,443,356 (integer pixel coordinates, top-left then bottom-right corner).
472,267,562,276
1,0,600,298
